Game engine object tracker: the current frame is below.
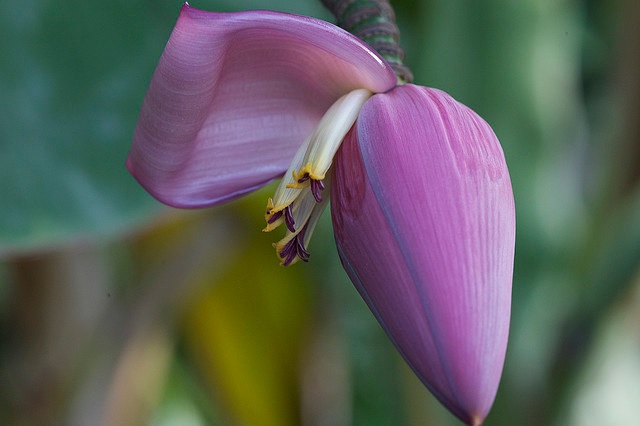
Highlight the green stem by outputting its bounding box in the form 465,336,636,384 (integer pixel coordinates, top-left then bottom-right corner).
321,0,413,83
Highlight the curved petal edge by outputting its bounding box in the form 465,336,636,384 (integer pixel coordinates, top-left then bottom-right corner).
127,4,396,208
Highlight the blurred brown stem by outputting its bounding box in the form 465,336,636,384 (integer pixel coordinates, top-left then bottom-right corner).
609,0,640,200
2,244,110,425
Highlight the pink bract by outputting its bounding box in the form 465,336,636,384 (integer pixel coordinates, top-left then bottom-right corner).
331,84,515,425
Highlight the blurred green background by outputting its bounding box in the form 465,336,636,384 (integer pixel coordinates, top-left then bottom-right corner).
1,0,639,424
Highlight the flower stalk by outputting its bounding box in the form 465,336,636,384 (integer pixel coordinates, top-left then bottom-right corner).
321,0,413,83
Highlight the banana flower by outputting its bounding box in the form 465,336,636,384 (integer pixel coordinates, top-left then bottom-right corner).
127,4,516,425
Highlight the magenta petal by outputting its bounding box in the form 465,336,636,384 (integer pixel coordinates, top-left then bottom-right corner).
331,84,515,425
127,4,396,208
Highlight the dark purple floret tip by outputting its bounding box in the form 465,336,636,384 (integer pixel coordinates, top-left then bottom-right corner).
279,225,311,266
267,210,282,224
310,178,325,203
284,205,295,232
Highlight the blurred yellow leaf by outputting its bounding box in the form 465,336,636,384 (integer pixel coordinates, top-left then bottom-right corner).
181,201,312,426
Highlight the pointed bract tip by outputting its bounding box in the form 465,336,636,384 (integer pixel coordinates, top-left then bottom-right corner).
470,414,485,426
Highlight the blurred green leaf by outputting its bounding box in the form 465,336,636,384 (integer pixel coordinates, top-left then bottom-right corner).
0,0,183,253
0,0,329,255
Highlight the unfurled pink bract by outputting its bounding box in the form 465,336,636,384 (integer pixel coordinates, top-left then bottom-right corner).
127,4,516,425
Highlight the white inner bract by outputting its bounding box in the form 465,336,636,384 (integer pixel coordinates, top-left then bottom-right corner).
263,88,372,265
